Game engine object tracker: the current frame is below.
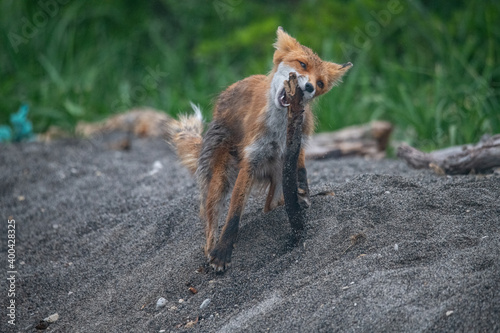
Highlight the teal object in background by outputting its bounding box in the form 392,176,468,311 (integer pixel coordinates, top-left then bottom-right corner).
0,125,12,142
0,104,34,142
11,104,33,141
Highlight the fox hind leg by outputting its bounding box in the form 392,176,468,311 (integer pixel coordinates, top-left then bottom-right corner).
197,121,235,256
202,158,232,255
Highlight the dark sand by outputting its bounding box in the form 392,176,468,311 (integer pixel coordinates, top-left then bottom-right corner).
1,135,499,332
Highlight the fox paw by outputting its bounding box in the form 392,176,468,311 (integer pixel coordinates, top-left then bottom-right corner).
208,244,233,272
297,188,311,209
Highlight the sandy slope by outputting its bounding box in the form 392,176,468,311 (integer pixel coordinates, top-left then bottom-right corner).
1,136,499,332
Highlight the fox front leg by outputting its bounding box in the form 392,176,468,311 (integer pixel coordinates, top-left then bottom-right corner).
209,162,253,272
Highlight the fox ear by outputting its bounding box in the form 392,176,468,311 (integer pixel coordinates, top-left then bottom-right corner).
326,61,353,89
273,27,299,64
273,27,298,52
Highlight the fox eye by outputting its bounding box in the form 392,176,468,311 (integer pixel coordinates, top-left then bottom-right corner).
317,80,324,89
299,61,307,70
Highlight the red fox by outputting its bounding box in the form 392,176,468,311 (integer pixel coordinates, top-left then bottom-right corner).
166,27,352,271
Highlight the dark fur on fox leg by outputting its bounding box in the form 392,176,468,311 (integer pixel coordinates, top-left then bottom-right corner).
282,73,307,240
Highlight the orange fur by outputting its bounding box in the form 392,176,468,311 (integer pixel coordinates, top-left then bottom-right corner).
164,104,203,174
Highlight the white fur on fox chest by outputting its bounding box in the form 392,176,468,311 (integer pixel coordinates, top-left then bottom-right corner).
244,63,310,180
243,103,287,180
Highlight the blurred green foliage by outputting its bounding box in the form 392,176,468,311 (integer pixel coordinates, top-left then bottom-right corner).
1,0,499,149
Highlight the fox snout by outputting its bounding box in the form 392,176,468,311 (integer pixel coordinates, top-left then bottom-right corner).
296,74,315,100
304,82,314,93
272,63,316,109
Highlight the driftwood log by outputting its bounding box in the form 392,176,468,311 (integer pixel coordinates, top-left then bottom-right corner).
397,134,500,175
58,107,393,159
282,73,306,238
305,121,393,160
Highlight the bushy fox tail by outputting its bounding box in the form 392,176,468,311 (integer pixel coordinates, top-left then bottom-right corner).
164,102,203,174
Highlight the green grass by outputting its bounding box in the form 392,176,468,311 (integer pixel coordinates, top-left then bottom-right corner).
1,0,499,150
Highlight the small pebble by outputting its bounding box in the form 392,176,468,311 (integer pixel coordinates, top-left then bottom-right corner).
148,161,163,176
36,321,50,330
394,244,399,251
156,297,167,310
44,313,59,323
200,298,211,309
185,319,198,328
446,310,454,316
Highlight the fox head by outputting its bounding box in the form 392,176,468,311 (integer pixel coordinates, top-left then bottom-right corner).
271,27,352,108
